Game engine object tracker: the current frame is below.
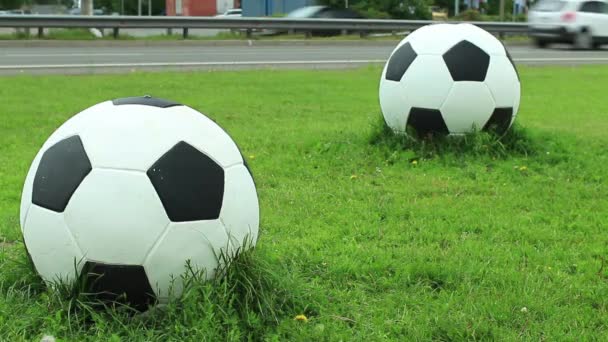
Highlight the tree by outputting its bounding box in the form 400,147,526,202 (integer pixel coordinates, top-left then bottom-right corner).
0,0,26,9
0,0,74,10
32,0,73,6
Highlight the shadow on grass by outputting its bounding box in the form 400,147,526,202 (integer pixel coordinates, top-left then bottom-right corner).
368,116,542,161
157,239,316,334
0,241,46,296
2,239,315,339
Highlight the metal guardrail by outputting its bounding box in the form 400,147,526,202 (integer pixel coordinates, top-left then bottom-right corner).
0,15,529,39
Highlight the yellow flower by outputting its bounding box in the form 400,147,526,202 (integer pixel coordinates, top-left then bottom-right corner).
519,166,527,171
350,175,358,180
411,160,418,165
249,155,256,160
294,314,308,322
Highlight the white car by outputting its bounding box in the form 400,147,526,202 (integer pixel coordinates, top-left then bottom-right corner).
528,0,608,49
215,8,242,17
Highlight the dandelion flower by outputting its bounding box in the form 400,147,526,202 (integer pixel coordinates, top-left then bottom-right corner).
520,307,528,313
295,314,308,322
350,175,358,180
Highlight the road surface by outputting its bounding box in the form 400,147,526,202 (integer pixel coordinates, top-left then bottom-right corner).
0,41,607,75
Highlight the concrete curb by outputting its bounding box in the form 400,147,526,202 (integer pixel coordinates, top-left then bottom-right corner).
0,39,401,48
0,38,531,48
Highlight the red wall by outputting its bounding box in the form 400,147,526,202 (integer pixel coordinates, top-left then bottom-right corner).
166,0,177,16
185,0,216,16
166,0,219,16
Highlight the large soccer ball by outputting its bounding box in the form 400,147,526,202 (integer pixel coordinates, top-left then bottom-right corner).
20,96,259,310
379,23,521,137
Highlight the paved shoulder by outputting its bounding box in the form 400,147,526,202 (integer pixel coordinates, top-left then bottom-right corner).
0,40,606,75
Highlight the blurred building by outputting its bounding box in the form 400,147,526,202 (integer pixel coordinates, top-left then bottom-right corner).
29,4,68,14
242,0,316,17
462,0,486,10
166,0,240,16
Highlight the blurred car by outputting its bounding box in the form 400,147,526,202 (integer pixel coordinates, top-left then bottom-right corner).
528,0,608,49
0,9,30,15
430,6,448,20
261,5,365,36
69,7,106,15
215,8,242,17
288,5,364,20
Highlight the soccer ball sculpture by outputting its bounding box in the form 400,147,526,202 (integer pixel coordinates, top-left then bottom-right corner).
379,23,521,137
20,96,259,311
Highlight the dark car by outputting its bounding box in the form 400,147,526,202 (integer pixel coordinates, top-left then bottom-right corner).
263,5,365,36
288,5,364,19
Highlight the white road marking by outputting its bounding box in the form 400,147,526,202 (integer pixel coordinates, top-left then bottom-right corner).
2,48,348,58
0,56,607,70
515,57,608,62
0,59,387,69
5,53,144,57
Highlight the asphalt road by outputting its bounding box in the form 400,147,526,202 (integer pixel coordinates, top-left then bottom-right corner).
0,41,607,75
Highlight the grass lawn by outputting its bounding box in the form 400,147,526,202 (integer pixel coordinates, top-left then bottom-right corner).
1,65,608,340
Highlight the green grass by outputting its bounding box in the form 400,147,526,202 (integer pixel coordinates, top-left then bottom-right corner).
0,28,118,40
1,65,608,340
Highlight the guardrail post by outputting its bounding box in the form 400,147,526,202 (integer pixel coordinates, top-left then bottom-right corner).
37,27,43,38
113,27,119,39
167,28,173,36
182,28,189,39
305,31,312,39
246,29,252,38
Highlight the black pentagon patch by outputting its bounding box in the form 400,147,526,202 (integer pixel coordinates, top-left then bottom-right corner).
112,96,183,108
32,135,92,212
147,141,224,222
483,107,513,135
443,40,490,82
80,262,156,311
407,108,450,137
385,42,417,82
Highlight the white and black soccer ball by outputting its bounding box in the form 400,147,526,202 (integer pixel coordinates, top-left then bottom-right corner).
379,23,521,137
19,96,259,310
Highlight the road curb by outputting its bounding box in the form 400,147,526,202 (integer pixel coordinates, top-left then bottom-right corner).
0,39,404,48
0,38,531,48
